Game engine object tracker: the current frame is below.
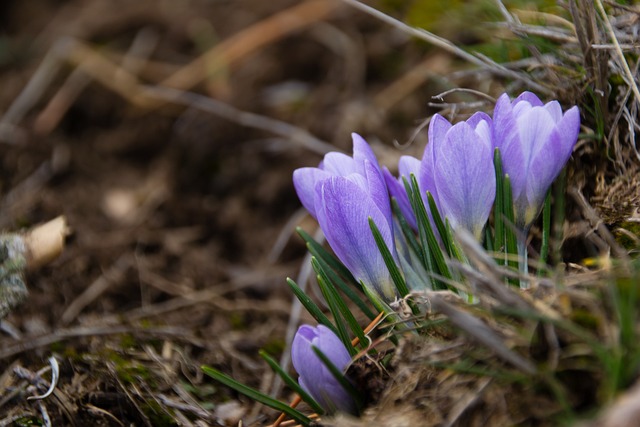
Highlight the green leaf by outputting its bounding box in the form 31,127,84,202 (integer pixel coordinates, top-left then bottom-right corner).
538,190,552,273
312,257,366,354
503,176,519,281
407,175,452,289
202,365,311,425
259,350,325,415
286,278,337,336
493,148,506,260
313,255,376,320
552,169,566,265
297,228,360,289
368,217,409,297
361,285,406,344
391,198,422,257
427,192,453,257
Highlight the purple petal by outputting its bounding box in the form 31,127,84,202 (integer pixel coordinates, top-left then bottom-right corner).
316,325,351,369
322,152,357,176
522,128,564,224
544,100,563,122
291,325,356,414
434,122,495,238
383,166,417,229
398,155,421,178
517,107,556,161
493,94,518,152
494,96,525,201
514,91,544,107
351,133,381,176
363,159,392,222
428,114,452,146
315,177,395,298
292,326,322,389
420,116,451,206
466,111,492,130
293,168,331,219
557,106,580,160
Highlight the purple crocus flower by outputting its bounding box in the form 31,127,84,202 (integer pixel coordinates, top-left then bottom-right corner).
493,91,580,228
291,324,357,415
293,134,397,299
420,113,496,239
293,134,391,222
383,156,421,229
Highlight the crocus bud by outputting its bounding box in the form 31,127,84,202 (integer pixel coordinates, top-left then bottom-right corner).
291,324,357,415
294,134,398,299
421,113,496,239
493,91,580,228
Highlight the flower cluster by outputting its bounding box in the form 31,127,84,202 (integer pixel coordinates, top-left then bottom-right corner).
285,91,580,418
293,91,580,298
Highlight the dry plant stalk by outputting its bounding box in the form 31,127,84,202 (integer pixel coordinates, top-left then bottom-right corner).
0,216,69,318
23,216,70,270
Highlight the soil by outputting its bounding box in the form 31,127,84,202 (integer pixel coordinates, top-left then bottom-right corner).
0,0,448,424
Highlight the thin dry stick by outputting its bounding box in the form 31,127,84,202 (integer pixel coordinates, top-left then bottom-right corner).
160,0,341,92
0,41,69,143
3,37,336,155
23,216,69,270
34,27,160,135
338,0,552,95
142,85,337,155
61,254,132,325
568,187,630,260
373,53,452,112
594,0,640,106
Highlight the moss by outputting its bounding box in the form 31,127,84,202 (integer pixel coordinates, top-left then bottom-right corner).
615,222,640,252
570,308,601,331
140,399,176,427
229,312,246,330
261,338,285,357
12,416,43,426
119,333,137,349
105,350,154,385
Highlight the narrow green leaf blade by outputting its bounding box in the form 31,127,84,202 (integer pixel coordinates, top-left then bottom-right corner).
286,278,337,336
314,255,376,320
368,217,409,297
408,175,452,288
493,148,506,258
259,350,325,415
312,258,365,353
538,189,552,273
297,228,360,289
202,365,311,425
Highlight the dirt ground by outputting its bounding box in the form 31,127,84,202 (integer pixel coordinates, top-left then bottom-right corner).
0,0,460,424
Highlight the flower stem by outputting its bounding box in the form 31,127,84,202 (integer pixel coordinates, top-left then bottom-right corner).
517,235,529,289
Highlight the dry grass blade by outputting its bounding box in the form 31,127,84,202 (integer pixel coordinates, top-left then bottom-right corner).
0,36,337,155
338,0,552,95
424,291,536,375
160,0,342,93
